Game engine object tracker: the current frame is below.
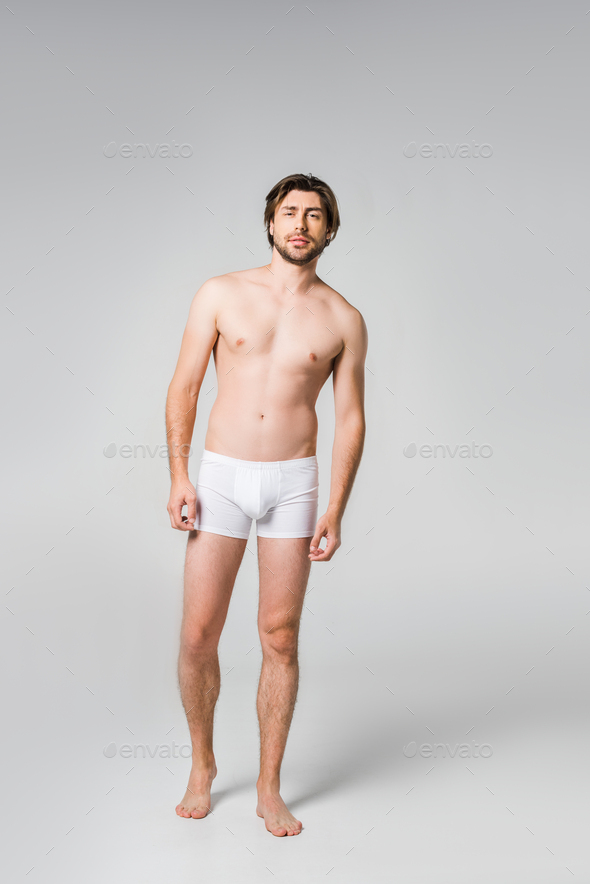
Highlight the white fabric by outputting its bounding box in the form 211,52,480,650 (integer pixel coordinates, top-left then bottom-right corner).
194,449,319,539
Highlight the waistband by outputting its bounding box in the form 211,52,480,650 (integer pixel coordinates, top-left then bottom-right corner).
201,448,317,470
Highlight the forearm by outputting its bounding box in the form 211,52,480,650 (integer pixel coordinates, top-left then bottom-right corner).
327,418,365,520
165,384,198,482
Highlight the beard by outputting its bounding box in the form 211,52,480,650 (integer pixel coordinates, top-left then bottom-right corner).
272,232,327,266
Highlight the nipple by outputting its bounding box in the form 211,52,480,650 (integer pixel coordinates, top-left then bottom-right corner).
309,352,317,361
236,337,245,345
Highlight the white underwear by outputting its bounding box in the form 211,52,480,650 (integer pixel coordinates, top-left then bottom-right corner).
194,449,320,539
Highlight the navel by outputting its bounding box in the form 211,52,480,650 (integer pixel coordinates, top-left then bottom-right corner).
309,352,317,361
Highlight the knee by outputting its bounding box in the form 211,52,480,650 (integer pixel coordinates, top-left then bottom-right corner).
260,624,299,660
180,624,220,658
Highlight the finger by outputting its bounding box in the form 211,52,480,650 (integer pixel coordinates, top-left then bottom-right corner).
185,495,197,530
309,535,326,551
178,513,192,530
309,543,328,560
174,503,190,531
179,496,195,530
312,534,337,561
167,505,181,530
309,524,326,553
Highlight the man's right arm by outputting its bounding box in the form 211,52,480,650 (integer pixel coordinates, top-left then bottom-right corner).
165,279,220,530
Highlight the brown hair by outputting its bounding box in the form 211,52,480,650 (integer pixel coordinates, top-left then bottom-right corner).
263,172,341,249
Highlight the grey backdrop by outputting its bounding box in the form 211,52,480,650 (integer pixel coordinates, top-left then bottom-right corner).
2,1,589,881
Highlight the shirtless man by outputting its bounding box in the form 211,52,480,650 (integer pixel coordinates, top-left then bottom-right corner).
165,172,368,836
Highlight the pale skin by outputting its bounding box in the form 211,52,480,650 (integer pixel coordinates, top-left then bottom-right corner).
166,189,368,835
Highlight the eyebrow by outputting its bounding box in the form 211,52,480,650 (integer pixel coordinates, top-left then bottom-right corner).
281,205,324,212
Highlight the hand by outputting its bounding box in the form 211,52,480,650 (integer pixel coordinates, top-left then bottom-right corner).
309,511,342,562
167,480,197,531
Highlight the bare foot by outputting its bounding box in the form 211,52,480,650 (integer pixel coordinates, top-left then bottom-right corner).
256,789,302,836
175,760,217,819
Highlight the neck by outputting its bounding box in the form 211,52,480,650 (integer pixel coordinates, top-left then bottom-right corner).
265,249,320,296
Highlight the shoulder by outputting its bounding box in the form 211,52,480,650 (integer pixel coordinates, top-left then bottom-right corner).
194,272,234,296
319,282,368,347
219,267,262,285
189,272,238,312
197,268,260,299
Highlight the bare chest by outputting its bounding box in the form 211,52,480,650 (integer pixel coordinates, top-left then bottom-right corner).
216,298,343,371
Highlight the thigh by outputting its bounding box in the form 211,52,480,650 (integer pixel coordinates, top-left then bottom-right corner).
257,536,313,635
181,530,248,641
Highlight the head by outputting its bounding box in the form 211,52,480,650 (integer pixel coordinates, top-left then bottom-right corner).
264,173,341,266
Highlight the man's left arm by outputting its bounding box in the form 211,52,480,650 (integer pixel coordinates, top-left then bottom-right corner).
309,307,368,562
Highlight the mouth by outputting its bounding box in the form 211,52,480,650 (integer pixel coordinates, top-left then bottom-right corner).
290,237,309,245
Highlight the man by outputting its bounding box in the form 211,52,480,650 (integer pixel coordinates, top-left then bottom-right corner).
165,172,368,836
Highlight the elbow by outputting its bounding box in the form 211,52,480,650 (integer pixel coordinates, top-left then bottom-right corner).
342,414,365,440
167,379,200,402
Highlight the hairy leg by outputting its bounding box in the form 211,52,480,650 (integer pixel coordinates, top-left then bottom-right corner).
176,530,247,819
255,536,312,836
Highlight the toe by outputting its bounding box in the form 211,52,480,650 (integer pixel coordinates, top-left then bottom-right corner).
271,826,287,836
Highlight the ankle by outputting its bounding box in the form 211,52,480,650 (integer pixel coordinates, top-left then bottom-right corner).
257,776,280,795
191,754,216,774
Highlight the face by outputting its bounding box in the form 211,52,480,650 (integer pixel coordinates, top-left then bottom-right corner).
270,190,331,266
